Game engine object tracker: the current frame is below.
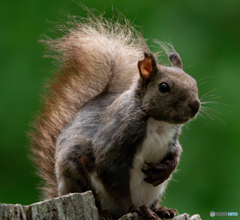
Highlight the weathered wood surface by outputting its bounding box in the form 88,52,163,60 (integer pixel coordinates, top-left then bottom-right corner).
119,212,201,220
0,191,201,220
0,191,98,220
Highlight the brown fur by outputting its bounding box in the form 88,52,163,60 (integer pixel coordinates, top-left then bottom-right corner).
29,11,150,199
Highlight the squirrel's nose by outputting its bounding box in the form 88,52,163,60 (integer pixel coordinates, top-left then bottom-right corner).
188,98,200,115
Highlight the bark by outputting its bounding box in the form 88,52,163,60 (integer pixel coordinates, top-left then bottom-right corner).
0,191,201,220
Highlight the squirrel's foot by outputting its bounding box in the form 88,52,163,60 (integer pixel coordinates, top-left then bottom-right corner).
142,157,178,186
140,205,158,220
99,210,117,220
129,204,157,220
152,206,178,219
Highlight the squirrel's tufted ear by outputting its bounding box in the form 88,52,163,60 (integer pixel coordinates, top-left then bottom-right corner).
169,53,183,69
138,52,157,82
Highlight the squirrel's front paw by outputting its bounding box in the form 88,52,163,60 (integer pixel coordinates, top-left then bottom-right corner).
142,158,178,186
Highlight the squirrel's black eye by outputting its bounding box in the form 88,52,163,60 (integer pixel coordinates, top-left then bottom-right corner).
158,82,171,93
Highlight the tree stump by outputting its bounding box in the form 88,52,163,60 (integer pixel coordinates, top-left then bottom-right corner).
0,191,201,220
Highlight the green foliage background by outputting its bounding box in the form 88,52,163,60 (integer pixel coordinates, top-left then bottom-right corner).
0,0,239,219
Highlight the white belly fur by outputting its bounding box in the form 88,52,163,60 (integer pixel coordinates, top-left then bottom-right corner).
130,118,176,206
90,118,176,215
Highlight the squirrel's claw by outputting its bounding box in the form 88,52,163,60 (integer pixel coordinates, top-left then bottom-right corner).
139,205,157,220
129,204,157,220
99,210,117,220
152,206,178,219
128,204,144,216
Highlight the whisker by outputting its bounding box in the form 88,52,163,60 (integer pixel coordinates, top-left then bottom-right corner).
197,112,206,120
200,95,222,101
197,76,215,82
200,109,215,121
201,101,230,107
198,81,208,87
200,88,217,99
200,109,226,124
184,65,194,70
200,106,222,115
201,101,220,105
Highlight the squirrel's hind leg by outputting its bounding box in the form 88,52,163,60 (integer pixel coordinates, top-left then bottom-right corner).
57,175,83,195
55,139,95,196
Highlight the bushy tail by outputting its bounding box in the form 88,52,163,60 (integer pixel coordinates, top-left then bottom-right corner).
29,10,149,199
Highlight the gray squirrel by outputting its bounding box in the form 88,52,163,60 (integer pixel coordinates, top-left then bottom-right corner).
30,11,200,220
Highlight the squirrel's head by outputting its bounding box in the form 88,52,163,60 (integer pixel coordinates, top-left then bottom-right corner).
137,52,200,124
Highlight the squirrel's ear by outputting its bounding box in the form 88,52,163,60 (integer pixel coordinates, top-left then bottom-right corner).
169,53,183,69
138,52,157,82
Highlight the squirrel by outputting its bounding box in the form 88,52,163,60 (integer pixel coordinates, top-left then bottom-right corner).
29,10,200,220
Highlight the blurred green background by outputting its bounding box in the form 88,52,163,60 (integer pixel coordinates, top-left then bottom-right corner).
0,0,239,219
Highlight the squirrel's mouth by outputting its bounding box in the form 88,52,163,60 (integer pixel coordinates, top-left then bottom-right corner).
169,109,199,125
169,117,189,125
181,118,190,124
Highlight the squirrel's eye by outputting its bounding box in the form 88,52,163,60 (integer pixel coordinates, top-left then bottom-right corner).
158,82,171,93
